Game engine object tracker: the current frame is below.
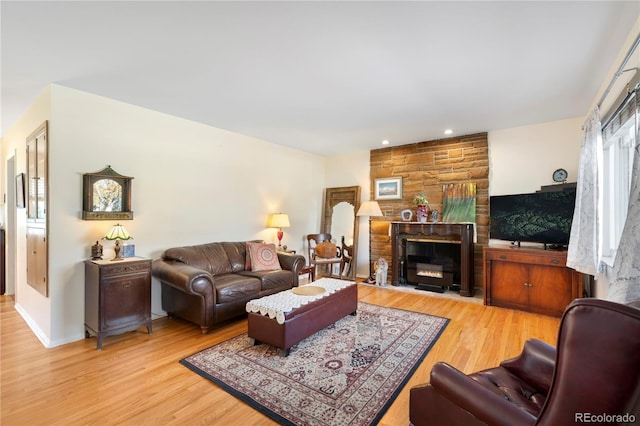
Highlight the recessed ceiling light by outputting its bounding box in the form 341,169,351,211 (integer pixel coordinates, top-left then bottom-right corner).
382,139,390,145
444,129,453,135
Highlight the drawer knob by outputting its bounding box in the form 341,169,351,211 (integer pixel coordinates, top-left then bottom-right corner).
499,255,507,259
551,259,560,264
123,282,131,288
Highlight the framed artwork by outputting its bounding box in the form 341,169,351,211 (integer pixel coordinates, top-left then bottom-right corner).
374,177,403,200
82,166,134,220
442,182,477,223
15,173,25,208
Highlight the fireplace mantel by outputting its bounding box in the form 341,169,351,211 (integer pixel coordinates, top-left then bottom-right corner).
390,222,474,296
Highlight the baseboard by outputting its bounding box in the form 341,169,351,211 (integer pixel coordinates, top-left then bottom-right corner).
13,303,85,348
14,302,52,348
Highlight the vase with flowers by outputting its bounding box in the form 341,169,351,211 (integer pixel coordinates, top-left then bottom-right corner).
413,193,430,222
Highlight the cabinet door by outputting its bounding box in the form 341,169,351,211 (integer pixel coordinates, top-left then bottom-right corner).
489,261,529,310
26,122,48,297
100,272,150,330
26,227,47,296
26,123,47,221
528,264,573,316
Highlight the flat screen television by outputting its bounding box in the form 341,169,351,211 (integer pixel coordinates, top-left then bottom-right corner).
489,188,576,248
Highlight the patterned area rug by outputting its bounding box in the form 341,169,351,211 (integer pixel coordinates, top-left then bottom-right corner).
180,302,449,426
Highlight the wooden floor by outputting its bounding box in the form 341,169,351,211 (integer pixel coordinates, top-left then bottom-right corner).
0,285,560,426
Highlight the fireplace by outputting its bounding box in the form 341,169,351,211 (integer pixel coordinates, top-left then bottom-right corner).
391,222,474,296
405,239,460,292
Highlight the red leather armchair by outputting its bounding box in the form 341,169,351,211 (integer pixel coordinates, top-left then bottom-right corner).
410,298,640,426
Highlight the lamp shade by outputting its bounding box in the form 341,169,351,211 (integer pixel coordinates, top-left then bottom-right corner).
356,201,383,217
267,213,290,229
103,224,133,241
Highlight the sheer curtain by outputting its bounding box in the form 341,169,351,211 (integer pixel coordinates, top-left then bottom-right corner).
567,108,603,277
608,100,640,304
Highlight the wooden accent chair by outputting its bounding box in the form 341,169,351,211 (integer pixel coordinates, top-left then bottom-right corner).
340,236,354,279
306,233,342,281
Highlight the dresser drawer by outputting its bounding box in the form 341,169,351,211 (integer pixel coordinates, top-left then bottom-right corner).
485,249,566,267
99,261,150,277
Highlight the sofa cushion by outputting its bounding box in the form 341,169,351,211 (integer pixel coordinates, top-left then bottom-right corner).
221,241,254,273
163,243,232,276
214,274,261,303
238,269,294,293
247,242,282,272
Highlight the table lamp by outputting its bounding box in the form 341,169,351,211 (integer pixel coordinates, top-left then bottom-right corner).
103,223,133,261
267,213,290,248
356,201,383,284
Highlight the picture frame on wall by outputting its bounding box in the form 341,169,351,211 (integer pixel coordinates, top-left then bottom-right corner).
374,177,403,200
15,173,25,208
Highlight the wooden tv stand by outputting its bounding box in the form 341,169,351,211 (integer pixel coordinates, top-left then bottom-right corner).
483,245,583,317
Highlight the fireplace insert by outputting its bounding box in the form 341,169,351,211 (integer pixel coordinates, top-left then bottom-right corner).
404,238,461,293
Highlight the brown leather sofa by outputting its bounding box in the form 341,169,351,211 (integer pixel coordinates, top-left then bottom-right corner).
409,298,640,426
152,241,305,333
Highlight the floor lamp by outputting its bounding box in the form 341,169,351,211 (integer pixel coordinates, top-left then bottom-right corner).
356,201,383,284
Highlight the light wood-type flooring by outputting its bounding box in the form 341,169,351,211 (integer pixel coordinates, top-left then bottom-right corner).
0,284,560,425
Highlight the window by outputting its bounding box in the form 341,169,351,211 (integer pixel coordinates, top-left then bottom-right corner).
601,89,638,263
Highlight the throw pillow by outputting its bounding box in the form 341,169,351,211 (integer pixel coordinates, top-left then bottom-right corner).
248,242,282,272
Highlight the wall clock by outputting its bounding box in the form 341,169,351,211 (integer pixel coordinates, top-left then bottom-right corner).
552,168,568,183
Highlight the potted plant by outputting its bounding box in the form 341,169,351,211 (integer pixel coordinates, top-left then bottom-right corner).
413,193,430,222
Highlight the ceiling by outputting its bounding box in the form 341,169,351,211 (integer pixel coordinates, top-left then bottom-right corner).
1,1,638,157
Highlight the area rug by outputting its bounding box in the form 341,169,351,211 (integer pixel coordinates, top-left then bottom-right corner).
180,302,449,426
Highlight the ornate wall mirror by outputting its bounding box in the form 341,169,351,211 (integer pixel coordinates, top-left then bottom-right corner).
82,166,133,220
321,186,361,280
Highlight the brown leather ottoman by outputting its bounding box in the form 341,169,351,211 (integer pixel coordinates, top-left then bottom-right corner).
246,279,357,356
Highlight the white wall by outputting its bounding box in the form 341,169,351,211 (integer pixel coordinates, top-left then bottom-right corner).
1,86,52,342
488,117,583,196
4,84,327,347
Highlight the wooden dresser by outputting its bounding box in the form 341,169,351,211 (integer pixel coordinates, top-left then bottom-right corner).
84,257,152,349
483,245,582,317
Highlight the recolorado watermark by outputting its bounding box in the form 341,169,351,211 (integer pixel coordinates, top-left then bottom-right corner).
575,412,636,423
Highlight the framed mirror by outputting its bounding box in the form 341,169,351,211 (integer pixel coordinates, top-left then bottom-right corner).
82,166,134,220
321,186,361,280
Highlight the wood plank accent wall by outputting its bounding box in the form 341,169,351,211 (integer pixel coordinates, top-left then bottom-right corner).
369,132,489,292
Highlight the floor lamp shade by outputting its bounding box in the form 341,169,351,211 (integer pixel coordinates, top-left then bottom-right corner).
356,201,383,218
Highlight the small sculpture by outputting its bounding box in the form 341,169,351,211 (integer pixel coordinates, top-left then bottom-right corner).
375,258,389,286
91,241,103,260
400,209,413,221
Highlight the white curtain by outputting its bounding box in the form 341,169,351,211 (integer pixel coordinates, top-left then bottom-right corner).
567,108,603,277
608,105,640,304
